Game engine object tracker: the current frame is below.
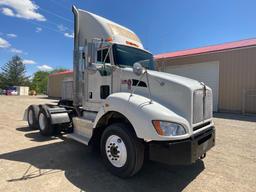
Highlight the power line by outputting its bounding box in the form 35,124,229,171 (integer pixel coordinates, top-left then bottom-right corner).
27,20,74,37
19,3,75,36
47,19,73,32
26,20,64,35
39,7,73,24
49,0,72,12
24,14,74,35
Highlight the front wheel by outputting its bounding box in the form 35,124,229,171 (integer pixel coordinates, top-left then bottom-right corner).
100,123,144,178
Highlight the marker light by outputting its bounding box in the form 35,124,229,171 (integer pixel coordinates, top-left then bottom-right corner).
126,41,139,47
105,37,113,42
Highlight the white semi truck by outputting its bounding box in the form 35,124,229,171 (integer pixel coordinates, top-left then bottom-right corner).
25,6,215,178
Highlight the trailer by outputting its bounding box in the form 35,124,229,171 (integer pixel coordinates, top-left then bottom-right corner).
24,6,215,178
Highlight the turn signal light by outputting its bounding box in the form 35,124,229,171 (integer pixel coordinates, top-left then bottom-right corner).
105,37,113,42
126,41,139,47
152,120,164,135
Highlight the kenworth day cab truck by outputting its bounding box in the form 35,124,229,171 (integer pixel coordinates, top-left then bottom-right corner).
24,6,215,178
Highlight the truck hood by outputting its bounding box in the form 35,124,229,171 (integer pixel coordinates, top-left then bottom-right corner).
148,70,204,91
119,68,212,126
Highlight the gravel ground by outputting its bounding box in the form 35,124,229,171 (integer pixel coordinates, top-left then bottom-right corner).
0,96,255,192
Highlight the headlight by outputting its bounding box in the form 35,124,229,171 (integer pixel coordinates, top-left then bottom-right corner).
152,120,186,136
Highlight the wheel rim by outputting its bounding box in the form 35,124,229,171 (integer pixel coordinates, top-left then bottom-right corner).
39,113,47,131
28,109,33,125
105,135,127,168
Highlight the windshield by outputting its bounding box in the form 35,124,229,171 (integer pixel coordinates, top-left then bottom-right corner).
112,44,155,70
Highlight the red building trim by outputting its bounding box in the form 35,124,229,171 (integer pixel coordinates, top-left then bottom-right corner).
154,38,256,59
49,70,73,77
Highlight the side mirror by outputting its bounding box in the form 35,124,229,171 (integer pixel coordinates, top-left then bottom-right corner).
87,63,97,74
133,62,144,76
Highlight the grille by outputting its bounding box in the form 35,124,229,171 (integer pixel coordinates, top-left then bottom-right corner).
193,121,211,131
193,89,213,124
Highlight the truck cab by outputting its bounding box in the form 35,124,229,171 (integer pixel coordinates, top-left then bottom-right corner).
25,6,215,178
83,42,156,111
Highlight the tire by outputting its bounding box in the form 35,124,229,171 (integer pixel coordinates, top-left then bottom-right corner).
27,105,39,129
100,123,144,178
38,107,55,136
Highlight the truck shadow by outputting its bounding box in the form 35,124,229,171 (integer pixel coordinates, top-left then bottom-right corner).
16,126,32,132
16,127,60,142
2,127,205,192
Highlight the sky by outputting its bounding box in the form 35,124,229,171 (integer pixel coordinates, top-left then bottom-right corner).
0,0,256,76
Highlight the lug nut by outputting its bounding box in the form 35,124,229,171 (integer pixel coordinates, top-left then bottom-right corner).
117,139,121,143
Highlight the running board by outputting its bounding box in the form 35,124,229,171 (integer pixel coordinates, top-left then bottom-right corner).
66,133,90,145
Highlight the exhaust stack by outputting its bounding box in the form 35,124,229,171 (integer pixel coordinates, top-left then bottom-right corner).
72,5,80,107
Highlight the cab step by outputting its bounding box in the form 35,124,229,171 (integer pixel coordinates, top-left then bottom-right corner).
66,133,90,145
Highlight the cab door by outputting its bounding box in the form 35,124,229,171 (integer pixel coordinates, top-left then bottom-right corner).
84,47,113,111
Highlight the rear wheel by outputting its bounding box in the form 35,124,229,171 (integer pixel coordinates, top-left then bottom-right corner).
27,105,39,129
38,107,55,136
100,123,144,178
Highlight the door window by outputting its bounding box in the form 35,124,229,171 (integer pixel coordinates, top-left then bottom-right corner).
96,48,112,76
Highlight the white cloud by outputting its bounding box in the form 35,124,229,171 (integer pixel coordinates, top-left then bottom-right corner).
0,0,46,21
0,37,11,48
38,65,53,71
23,59,36,64
35,27,42,32
1,7,14,16
11,48,23,54
7,33,17,38
58,24,68,32
64,32,74,38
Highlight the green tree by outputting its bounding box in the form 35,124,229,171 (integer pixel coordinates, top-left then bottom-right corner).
0,56,29,87
31,71,49,94
0,73,4,89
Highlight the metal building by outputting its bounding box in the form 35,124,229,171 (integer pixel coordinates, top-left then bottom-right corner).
47,71,73,98
155,38,256,114
15,86,29,96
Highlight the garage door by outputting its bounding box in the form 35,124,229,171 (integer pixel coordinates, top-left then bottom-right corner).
165,61,219,112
